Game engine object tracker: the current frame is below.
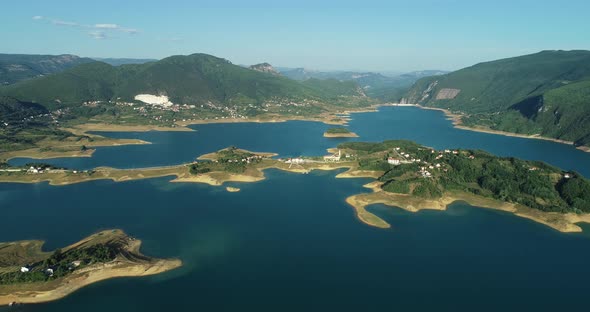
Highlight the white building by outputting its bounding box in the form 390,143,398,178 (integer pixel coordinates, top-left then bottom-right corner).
324,150,342,162
288,158,305,164
20,267,29,273
387,158,400,165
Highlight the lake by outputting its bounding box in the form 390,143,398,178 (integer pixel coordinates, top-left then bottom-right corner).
3,106,590,311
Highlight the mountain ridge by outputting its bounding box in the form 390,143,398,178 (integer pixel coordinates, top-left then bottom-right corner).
403,50,590,146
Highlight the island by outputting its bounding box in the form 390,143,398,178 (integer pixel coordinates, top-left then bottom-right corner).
0,229,181,306
323,127,359,138
2,141,590,233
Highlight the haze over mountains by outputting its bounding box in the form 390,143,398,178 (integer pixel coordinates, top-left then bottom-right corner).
266,65,448,101
0,54,94,85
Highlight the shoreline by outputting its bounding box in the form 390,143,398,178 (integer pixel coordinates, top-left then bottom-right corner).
323,132,359,138
176,114,350,127
0,230,182,306
6,101,589,162
1,139,150,162
345,183,587,233
1,152,589,233
69,123,194,132
401,103,590,153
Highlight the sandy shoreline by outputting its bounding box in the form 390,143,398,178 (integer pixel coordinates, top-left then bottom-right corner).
0,230,182,306
69,106,589,153
176,114,349,127
0,259,182,306
344,183,587,233
2,143,590,234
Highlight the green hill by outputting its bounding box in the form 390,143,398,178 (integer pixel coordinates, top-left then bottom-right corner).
0,54,95,85
0,53,371,152
403,50,590,146
1,53,367,110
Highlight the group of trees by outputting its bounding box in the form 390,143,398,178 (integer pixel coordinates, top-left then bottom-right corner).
189,147,266,175
346,141,590,213
0,244,117,285
558,176,590,212
189,163,211,175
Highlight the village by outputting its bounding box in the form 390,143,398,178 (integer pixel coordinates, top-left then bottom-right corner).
0,164,85,175
278,145,468,179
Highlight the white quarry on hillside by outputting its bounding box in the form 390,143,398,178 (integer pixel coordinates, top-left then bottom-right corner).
134,94,174,107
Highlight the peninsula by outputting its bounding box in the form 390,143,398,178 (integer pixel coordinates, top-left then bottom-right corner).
336,140,590,232
0,230,181,306
1,141,590,232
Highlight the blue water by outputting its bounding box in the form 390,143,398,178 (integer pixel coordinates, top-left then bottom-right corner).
10,107,590,176
3,107,590,311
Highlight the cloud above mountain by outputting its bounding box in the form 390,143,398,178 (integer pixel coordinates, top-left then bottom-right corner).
32,16,139,39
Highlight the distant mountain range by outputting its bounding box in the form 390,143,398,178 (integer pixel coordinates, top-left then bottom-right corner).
277,67,447,101
4,50,590,150
0,54,159,86
0,54,95,85
403,50,590,146
91,58,158,66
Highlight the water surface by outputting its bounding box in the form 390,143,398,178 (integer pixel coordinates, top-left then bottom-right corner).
10,107,590,176
3,107,590,312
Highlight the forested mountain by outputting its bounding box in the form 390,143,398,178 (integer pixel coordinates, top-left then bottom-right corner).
0,53,367,111
403,50,590,146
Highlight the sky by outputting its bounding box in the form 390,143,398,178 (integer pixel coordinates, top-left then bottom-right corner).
2,0,590,72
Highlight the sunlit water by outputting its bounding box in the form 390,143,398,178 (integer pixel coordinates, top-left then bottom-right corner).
3,107,590,311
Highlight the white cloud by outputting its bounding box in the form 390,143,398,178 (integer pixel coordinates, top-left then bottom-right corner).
121,28,139,34
52,19,80,27
32,16,139,39
94,23,119,29
88,31,107,40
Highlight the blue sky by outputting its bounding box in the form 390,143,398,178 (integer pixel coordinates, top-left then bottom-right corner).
3,0,590,72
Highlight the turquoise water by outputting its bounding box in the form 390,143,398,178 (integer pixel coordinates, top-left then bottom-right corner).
3,107,590,311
